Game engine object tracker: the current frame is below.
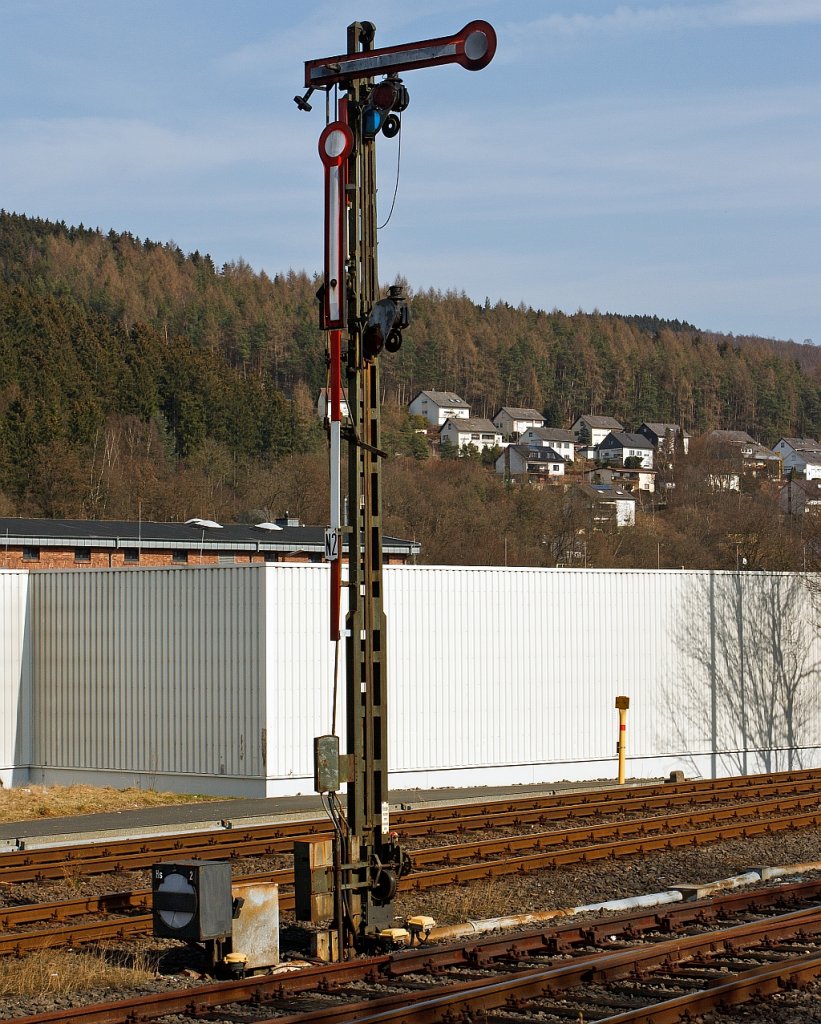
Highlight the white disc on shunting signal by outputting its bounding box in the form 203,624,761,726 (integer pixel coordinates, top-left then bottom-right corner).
156,871,196,931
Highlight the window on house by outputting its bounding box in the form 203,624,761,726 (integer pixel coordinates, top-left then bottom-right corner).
172,550,189,564
22,546,40,562
74,548,91,563
264,552,279,563
123,548,140,563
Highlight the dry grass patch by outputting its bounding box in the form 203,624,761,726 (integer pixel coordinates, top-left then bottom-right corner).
0,947,157,998
0,784,229,823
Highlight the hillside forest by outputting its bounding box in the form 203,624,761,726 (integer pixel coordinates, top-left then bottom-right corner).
1,210,820,571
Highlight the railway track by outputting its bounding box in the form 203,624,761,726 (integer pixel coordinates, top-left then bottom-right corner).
2,794,820,956
6,879,821,1024
2,767,820,882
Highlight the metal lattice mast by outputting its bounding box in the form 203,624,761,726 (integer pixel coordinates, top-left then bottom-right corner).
299,17,496,948
343,21,391,935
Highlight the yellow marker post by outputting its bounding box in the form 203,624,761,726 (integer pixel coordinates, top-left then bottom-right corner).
615,696,630,784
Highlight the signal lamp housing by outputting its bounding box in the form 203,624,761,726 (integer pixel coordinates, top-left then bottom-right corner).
361,106,382,139
152,860,233,942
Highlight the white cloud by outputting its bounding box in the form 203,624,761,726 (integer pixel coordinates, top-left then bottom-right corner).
503,0,821,47
394,82,821,219
724,0,821,25
0,114,312,185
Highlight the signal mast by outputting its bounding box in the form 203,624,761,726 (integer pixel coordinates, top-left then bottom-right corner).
296,19,495,951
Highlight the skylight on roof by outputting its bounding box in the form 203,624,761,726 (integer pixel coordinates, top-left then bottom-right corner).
185,518,223,529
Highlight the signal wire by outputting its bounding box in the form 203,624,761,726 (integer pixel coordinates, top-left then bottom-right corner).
378,115,401,230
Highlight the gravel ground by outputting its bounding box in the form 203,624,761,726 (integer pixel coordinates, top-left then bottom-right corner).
698,981,821,1023
394,826,821,924
1,822,820,1019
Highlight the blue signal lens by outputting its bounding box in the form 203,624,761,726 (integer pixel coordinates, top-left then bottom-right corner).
362,106,382,137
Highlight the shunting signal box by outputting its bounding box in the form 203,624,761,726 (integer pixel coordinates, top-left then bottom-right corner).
152,860,233,942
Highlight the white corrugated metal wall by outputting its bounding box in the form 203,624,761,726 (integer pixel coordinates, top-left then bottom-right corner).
0,571,30,787
264,564,336,790
2,565,819,795
385,567,820,787
28,567,267,795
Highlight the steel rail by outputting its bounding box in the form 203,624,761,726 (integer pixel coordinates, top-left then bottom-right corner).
2,792,818,935
5,889,820,1024
392,767,821,823
249,907,821,1023
2,803,820,955
401,806,821,890
406,791,821,867
596,949,821,1023
2,772,819,883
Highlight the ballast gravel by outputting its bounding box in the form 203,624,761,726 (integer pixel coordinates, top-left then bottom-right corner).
1,823,820,1020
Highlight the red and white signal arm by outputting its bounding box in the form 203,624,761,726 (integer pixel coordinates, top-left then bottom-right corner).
305,21,497,88
318,120,353,330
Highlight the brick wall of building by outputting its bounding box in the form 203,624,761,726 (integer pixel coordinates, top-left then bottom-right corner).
1,547,258,570
1,547,408,570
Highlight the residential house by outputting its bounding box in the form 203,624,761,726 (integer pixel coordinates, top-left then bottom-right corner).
576,482,636,528
585,465,656,494
707,430,781,477
519,426,576,463
440,417,502,453
779,477,821,515
0,516,421,570
637,422,690,456
571,414,624,448
408,390,470,427
597,431,655,469
492,406,545,441
496,444,565,484
316,388,350,422
772,437,821,480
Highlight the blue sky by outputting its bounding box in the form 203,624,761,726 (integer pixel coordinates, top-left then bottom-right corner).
2,1,819,344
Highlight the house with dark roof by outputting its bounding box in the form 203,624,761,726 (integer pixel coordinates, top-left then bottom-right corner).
496,444,565,484
772,437,821,480
779,477,821,515
575,482,636,528
707,431,781,477
0,516,420,570
597,431,655,469
637,422,690,455
519,426,576,463
491,406,545,440
571,414,624,447
408,390,470,427
585,465,656,494
439,417,502,453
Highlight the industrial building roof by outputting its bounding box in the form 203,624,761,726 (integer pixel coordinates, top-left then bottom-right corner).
0,517,420,557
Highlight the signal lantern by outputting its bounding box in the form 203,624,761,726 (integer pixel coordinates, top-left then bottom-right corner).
363,323,385,360
362,76,409,139
361,106,383,139
362,286,410,361
370,76,409,113
370,80,397,111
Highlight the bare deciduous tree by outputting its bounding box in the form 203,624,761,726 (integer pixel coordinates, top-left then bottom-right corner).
672,571,819,776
